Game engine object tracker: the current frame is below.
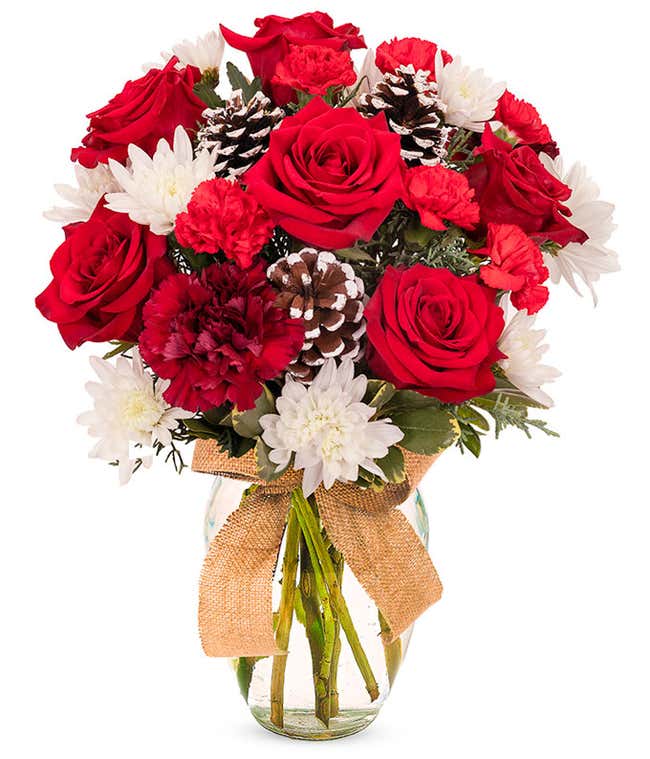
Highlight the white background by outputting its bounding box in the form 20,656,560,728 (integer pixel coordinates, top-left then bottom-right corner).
1,1,648,757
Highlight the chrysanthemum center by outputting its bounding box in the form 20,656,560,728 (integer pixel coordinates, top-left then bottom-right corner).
118,390,165,432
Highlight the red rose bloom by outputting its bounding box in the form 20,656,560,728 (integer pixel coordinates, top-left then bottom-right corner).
365,265,505,403
139,263,304,412
376,37,452,79
221,13,365,105
175,179,275,268
245,98,404,249
272,44,357,96
71,58,204,168
35,203,172,349
478,224,549,314
466,125,588,247
495,90,558,157
404,165,480,231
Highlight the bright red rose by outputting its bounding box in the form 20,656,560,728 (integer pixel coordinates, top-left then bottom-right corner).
71,58,204,168
244,98,404,249
494,90,558,157
272,44,356,96
404,165,479,231
175,179,274,268
365,265,505,403
35,203,172,349
375,37,452,79
139,263,304,412
478,224,549,314
466,125,588,247
221,13,365,105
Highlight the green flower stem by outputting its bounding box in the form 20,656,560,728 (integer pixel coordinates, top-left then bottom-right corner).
378,611,402,687
328,545,344,717
291,489,380,702
299,535,325,716
269,509,301,729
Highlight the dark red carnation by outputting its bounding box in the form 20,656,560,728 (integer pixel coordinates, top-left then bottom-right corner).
35,203,172,349
245,97,404,249
71,58,204,168
139,263,304,412
365,265,505,404
272,44,356,96
175,179,274,268
494,90,558,157
375,37,452,79
221,13,365,105
404,164,479,231
466,125,588,247
477,224,549,314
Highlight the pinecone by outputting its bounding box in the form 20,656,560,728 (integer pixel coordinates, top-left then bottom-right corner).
359,64,451,166
196,90,284,179
267,249,366,383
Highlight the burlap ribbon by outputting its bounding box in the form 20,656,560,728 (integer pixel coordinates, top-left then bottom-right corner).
192,440,443,657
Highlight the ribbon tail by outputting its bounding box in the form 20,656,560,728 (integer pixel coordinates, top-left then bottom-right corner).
199,490,288,657
319,501,443,643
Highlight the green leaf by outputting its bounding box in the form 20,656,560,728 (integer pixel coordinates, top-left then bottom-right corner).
335,247,376,263
376,446,406,484
232,386,276,438
461,426,482,458
181,417,255,457
225,62,262,103
363,380,396,411
193,80,225,109
382,389,441,416
457,405,490,431
254,438,287,481
391,407,460,455
102,341,135,360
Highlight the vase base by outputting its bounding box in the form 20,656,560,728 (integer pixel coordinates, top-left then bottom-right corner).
250,706,378,740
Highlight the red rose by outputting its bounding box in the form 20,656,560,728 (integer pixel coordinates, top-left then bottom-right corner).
244,98,404,249
71,58,204,168
175,179,274,268
35,203,172,349
139,263,304,412
404,165,480,231
494,90,558,157
365,265,505,403
376,37,452,80
221,13,365,105
478,224,549,314
466,125,588,247
272,44,357,96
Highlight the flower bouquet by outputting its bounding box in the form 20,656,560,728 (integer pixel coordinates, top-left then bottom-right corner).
36,11,617,741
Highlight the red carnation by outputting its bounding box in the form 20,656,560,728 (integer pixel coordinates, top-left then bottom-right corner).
477,224,549,314
71,58,204,168
404,165,480,231
375,37,452,80
139,263,304,412
272,44,356,96
494,90,558,157
175,179,275,268
221,13,365,105
35,203,172,349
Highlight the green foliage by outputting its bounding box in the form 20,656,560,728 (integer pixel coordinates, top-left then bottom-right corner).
102,341,135,360
167,233,212,273
255,438,287,481
390,406,460,455
375,446,406,484
232,386,276,438
182,407,256,458
363,380,396,411
225,62,263,103
193,69,225,109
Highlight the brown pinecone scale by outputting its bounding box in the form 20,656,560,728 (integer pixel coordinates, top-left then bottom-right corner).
267,249,366,383
359,64,451,166
196,90,284,178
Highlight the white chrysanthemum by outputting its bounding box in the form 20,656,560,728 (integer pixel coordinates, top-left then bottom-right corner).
434,51,505,132
498,300,560,408
260,359,404,497
44,163,120,224
105,126,216,235
163,30,225,73
539,154,618,304
78,349,193,485
350,49,384,105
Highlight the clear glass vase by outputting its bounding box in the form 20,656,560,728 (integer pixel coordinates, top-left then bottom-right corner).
204,477,429,740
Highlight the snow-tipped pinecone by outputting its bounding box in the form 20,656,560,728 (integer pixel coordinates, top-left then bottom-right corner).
359,64,451,167
196,90,284,179
268,249,366,383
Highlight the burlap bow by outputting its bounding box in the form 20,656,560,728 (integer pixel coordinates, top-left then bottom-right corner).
192,440,443,657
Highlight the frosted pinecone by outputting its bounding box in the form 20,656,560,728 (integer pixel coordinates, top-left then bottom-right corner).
359,64,451,166
267,249,366,383
196,90,284,178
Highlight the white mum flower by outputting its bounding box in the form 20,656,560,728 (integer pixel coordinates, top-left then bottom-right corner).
260,359,404,497
435,51,505,132
498,300,560,408
105,126,216,235
165,30,225,73
350,49,384,105
44,163,120,224
78,349,193,484
539,154,618,304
